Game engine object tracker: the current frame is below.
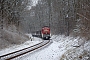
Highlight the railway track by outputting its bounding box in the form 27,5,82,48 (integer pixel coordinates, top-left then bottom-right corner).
0,40,50,60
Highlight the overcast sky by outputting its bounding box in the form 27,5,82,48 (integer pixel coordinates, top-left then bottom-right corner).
32,0,39,6
27,0,39,10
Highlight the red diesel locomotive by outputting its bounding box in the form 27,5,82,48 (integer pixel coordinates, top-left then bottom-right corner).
41,26,51,40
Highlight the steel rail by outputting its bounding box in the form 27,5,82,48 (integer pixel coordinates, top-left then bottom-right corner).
0,40,50,60
0,41,43,58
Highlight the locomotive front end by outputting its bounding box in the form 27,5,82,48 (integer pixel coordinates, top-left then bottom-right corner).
41,27,51,40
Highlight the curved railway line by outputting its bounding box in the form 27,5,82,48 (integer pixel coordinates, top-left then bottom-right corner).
0,40,51,60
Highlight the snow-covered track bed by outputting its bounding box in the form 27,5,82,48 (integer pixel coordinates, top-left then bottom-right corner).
0,40,50,60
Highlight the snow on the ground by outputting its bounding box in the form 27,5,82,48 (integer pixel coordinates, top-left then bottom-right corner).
0,35,90,60
0,34,42,56
16,40,67,60
14,35,71,60
15,35,90,60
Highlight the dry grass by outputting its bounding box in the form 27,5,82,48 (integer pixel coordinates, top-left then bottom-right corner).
0,29,29,49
